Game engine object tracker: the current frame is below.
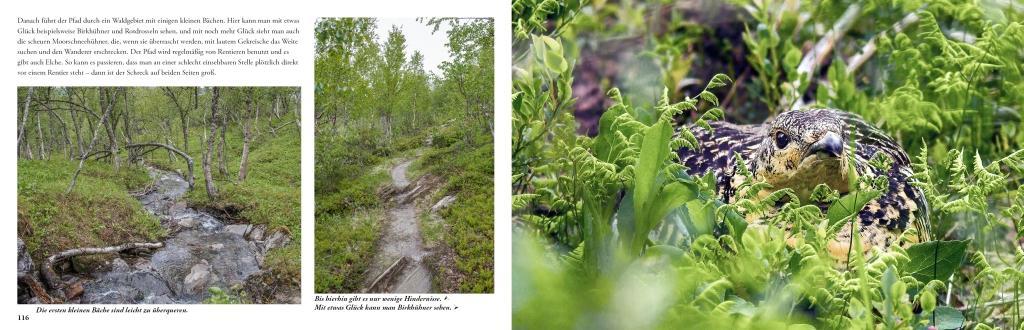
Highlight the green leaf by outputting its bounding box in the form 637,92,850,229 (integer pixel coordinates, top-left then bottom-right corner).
727,296,755,317
783,46,802,75
539,35,562,54
684,199,716,237
633,120,671,216
932,306,965,330
544,49,568,74
538,35,568,74
648,182,698,227
512,193,538,211
905,239,970,283
646,244,685,258
512,91,524,113
826,190,881,227
787,325,815,330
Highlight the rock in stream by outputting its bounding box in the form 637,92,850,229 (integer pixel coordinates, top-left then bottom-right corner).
78,168,265,304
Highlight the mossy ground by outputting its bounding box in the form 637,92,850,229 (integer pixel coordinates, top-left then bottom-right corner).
17,159,165,266
313,130,390,293
411,129,495,293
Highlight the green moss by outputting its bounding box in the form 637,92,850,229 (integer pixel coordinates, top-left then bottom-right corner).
18,159,165,265
419,212,444,249
314,129,395,293
316,169,388,216
314,210,383,293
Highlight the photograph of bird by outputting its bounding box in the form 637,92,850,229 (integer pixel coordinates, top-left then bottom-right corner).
677,108,930,259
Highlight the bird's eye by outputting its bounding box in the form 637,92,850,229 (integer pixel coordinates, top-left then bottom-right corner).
774,131,790,149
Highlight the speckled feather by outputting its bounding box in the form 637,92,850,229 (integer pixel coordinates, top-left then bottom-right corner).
676,109,930,257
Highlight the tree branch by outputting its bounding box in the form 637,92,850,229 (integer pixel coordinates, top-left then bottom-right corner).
125,143,196,188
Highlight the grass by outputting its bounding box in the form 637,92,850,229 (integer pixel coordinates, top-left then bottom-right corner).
313,131,389,293
17,159,165,267
415,131,495,293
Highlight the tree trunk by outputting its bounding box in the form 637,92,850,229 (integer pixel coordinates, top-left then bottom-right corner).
69,89,84,158
65,87,116,195
36,106,47,159
204,87,221,200
47,110,71,160
101,89,121,171
253,97,261,136
238,89,253,181
274,94,282,119
162,87,192,155
190,87,197,151
217,94,228,176
18,87,34,158
293,90,301,129
180,98,190,154
122,89,135,162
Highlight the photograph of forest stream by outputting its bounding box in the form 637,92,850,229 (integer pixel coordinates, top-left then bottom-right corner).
513,0,1024,329
16,86,301,304
314,18,495,294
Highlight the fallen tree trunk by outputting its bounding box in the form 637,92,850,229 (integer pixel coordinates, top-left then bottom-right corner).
125,143,196,188
365,256,408,293
780,4,861,111
846,8,923,75
18,273,55,304
40,242,163,291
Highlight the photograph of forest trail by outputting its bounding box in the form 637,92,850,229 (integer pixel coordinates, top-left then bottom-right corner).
16,86,301,304
314,17,494,294
513,0,1024,329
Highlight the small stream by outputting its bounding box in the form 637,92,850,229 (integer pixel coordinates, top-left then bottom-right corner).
78,168,265,303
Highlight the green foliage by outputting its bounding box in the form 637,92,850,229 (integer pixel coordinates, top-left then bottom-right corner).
814,2,1024,158
204,287,242,304
738,0,809,115
18,159,164,266
314,210,383,293
16,86,303,302
905,239,970,283
512,0,587,39
313,128,389,293
418,133,495,293
512,1,1024,328
315,133,388,216
314,18,494,293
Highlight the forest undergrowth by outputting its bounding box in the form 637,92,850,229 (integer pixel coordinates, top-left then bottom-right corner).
513,0,1024,328
314,17,494,293
17,86,302,303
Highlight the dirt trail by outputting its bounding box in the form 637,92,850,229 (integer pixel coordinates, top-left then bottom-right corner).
362,159,433,293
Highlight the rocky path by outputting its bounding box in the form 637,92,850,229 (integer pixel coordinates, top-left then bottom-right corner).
362,159,434,293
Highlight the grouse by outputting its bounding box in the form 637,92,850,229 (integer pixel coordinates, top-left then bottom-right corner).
677,109,930,259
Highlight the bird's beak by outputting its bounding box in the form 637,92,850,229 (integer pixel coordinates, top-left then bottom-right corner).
807,132,843,158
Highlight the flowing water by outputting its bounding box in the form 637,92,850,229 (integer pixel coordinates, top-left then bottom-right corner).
363,159,434,293
78,168,262,303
